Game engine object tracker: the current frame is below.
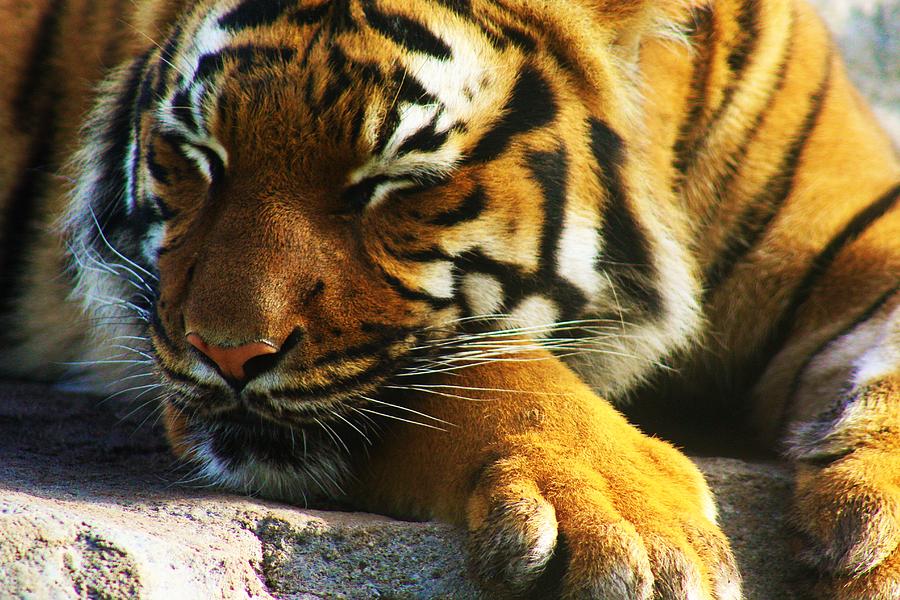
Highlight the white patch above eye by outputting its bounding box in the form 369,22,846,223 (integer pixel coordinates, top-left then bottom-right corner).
462,273,505,317
385,103,440,157
369,178,416,208
180,11,231,85
401,24,497,128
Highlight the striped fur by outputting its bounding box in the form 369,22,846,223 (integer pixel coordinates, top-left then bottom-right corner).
1,0,898,597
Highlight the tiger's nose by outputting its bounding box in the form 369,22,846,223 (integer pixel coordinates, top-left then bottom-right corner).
186,333,279,382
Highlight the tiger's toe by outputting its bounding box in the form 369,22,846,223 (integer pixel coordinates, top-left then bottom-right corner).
465,446,741,599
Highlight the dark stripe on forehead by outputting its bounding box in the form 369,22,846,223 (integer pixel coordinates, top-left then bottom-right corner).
195,45,297,82
318,45,353,109
362,1,453,60
372,70,442,154
590,118,661,315
467,65,557,164
219,0,297,31
396,119,451,157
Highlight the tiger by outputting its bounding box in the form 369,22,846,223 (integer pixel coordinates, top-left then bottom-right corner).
1,0,898,597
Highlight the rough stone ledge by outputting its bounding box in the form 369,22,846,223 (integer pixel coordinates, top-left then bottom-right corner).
0,382,818,599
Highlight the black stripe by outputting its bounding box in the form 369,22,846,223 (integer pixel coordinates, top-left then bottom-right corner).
170,89,198,131
728,0,759,73
146,142,171,186
704,56,831,297
313,337,402,367
341,175,392,213
753,182,900,385
396,120,450,156
590,118,661,315
784,284,899,426
304,0,356,33
704,8,794,198
528,147,568,278
262,356,398,401
382,271,455,309
12,0,65,130
154,23,183,100
467,65,557,164
431,0,471,16
678,0,761,175
319,46,353,109
453,250,587,322
395,247,452,263
395,70,440,106
348,105,367,145
152,195,177,221
0,98,59,322
288,2,331,26
672,5,715,178
431,184,486,226
195,45,297,82
500,23,538,52
87,52,155,262
363,1,452,60
219,0,296,31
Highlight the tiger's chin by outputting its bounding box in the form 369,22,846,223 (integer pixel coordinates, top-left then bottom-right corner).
162,402,357,505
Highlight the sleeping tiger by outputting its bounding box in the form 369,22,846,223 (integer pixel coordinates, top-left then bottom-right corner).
1,0,898,597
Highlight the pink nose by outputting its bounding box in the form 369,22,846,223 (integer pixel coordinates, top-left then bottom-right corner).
186,333,279,381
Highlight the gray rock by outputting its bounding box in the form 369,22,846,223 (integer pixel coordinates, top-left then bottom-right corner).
1,383,813,599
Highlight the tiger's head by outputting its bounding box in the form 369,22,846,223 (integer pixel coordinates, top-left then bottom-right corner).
63,0,700,501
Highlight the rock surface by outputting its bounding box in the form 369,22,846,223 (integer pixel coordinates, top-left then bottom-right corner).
1,382,815,599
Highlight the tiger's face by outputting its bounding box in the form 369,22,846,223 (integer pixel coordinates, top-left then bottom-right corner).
65,0,699,500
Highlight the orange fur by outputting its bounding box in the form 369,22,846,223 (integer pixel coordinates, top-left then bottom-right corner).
1,0,898,597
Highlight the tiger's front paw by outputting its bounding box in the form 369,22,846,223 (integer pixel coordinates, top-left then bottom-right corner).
465,435,741,599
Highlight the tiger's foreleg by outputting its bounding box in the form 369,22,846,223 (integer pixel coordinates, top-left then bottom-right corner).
350,350,740,599
772,294,900,599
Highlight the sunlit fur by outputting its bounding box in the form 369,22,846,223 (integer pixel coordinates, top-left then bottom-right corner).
1,0,898,597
